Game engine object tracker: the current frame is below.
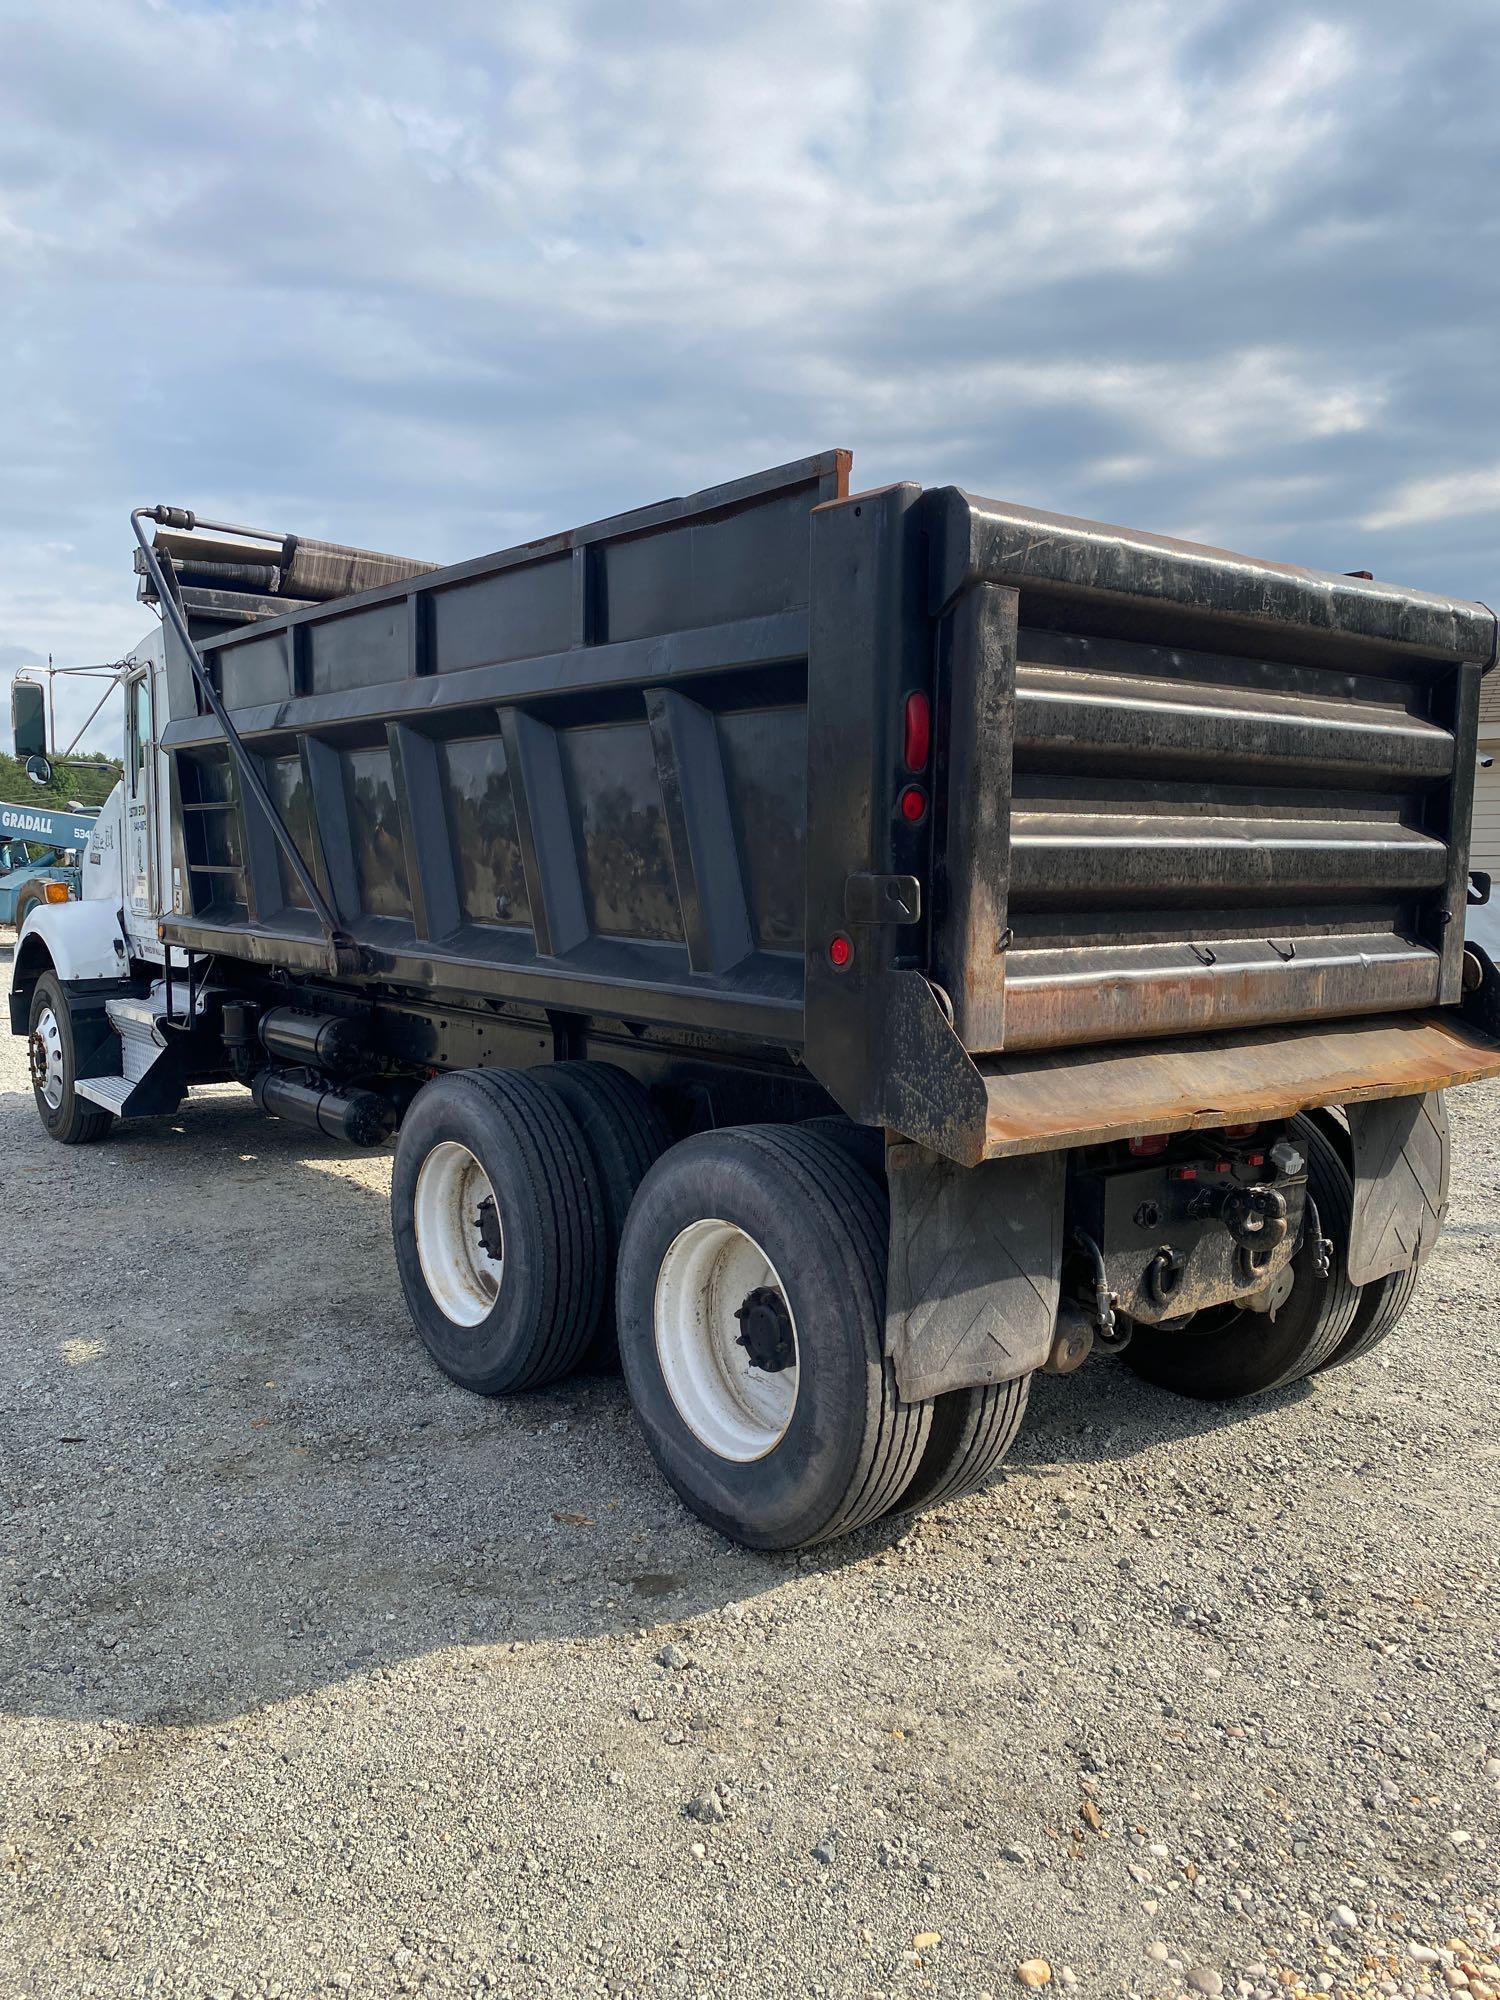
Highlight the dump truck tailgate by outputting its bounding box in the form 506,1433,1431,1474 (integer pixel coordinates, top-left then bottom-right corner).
927,490,1493,1055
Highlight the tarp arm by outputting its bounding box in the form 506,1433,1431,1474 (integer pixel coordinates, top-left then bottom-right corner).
130,505,360,976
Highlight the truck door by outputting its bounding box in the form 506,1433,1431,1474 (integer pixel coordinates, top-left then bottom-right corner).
124,665,158,921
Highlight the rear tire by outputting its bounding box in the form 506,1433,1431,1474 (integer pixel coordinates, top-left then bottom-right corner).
1124,1117,1360,1400
798,1114,886,1184
391,1069,606,1394
533,1061,671,1364
615,1125,931,1550
28,972,114,1145
798,1112,1030,1518
15,882,47,931
897,1374,1031,1514
1320,1261,1421,1371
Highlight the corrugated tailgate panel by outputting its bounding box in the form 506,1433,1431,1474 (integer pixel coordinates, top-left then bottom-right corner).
929,491,1492,1054
1003,627,1454,1048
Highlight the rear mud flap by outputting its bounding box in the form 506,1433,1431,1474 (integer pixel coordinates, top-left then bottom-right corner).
885,1141,1064,1401
1345,1091,1449,1285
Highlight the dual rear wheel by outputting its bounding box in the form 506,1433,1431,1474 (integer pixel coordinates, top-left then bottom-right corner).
390,1075,1028,1548
1122,1115,1421,1399
390,1074,1420,1548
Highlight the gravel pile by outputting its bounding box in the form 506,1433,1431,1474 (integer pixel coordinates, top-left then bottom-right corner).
2,957,1496,1998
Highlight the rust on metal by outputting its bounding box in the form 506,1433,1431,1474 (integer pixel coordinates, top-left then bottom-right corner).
999,937,1443,1050
979,1010,1500,1159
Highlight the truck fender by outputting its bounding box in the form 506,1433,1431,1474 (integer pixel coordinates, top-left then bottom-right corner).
1344,1091,1449,1286
10,900,129,1035
884,1140,1065,1400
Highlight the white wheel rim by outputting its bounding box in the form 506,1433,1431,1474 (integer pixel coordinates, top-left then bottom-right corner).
654,1218,799,1462
413,1141,504,1326
31,1006,65,1111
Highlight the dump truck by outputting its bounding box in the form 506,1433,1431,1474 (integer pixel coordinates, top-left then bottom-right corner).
12,452,1500,1549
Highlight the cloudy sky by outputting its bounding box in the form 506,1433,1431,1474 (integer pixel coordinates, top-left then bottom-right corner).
2,0,1497,751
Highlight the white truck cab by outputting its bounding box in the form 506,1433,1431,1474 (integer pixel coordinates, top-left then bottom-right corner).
17,632,172,975
11,631,188,1139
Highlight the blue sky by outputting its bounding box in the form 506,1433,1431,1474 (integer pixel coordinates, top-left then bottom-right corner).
2,0,1497,751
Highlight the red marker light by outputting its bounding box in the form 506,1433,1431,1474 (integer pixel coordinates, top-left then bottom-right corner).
828,933,853,970
899,784,928,824
1224,1122,1258,1140
1128,1133,1170,1157
903,691,932,771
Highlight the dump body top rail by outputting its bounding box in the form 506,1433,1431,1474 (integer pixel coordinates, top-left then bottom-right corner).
930,491,1497,667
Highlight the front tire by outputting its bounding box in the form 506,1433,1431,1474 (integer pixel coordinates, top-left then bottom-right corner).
28,972,114,1145
615,1126,931,1550
391,1069,606,1394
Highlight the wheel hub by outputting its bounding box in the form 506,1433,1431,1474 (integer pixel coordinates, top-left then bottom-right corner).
653,1217,801,1462
476,1194,504,1262
733,1286,795,1373
29,1007,65,1112
413,1140,504,1327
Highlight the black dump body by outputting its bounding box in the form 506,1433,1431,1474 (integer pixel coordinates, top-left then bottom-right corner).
155,452,1500,1165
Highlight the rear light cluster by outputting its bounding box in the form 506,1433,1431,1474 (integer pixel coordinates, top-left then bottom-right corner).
831,690,934,970
903,691,931,771
900,691,930,823
1130,1121,1260,1159
1127,1133,1170,1158
1128,1121,1269,1178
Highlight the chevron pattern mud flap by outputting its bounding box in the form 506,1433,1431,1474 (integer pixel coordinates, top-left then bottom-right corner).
884,1141,1064,1401
1344,1090,1450,1286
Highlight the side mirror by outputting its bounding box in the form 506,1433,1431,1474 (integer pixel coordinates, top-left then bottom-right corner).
24,754,54,787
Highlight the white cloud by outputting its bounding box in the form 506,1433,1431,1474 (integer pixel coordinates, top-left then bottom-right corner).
0,0,1497,749
794,345,1382,490
1363,464,1500,532
0,1,1356,321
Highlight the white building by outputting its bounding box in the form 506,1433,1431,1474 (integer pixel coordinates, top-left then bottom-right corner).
1475,671,1500,885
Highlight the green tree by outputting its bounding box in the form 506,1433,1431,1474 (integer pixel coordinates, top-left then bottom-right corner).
0,750,122,810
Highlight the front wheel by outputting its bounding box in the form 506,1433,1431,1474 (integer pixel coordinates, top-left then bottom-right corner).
615,1126,931,1549
28,972,114,1145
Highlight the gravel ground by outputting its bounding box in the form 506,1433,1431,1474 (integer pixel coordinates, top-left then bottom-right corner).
2,949,1498,2000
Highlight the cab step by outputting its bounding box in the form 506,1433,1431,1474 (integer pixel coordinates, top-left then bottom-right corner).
75,989,189,1118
